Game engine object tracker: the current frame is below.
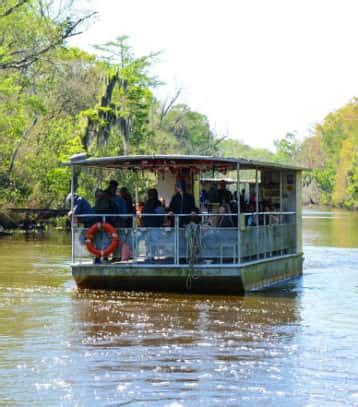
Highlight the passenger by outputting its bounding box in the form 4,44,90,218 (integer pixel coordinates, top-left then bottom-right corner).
142,188,164,227
246,203,256,227
162,213,172,227
159,197,166,208
229,199,238,226
264,205,279,225
216,204,234,228
119,187,135,227
118,187,133,212
105,180,128,223
217,181,233,205
142,188,165,262
136,201,145,227
207,184,219,203
200,188,208,207
66,193,94,227
169,180,197,226
240,188,246,204
94,188,117,225
190,208,202,225
104,179,118,197
92,189,116,264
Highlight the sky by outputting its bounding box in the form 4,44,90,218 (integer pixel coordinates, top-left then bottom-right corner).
70,0,358,150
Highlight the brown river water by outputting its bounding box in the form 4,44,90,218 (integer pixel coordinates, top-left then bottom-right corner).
0,208,357,406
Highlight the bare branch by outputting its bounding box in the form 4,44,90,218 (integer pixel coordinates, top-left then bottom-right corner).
214,135,227,147
0,0,29,18
159,88,181,127
0,11,97,70
7,116,39,178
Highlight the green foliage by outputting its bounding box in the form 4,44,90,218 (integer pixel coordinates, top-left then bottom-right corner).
274,133,301,163
218,139,275,161
0,1,356,211
160,104,217,155
276,102,358,209
312,101,358,208
83,36,158,155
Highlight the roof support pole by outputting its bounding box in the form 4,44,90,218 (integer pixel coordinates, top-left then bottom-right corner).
236,162,240,263
71,165,75,263
279,171,283,219
255,167,259,260
280,170,283,256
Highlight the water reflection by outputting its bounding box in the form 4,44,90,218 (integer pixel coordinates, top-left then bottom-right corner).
303,208,358,248
72,290,300,346
66,289,301,404
0,209,357,405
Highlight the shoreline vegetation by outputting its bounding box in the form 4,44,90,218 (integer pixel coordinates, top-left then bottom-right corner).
0,0,357,222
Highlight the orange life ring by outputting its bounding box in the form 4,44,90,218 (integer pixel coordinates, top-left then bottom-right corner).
85,222,120,258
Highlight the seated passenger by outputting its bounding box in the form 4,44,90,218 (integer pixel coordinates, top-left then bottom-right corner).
169,180,197,226
246,203,256,227
216,204,234,227
142,188,164,227
264,205,279,225
119,187,135,227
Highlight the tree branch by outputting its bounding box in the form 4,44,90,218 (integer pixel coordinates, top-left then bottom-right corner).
7,116,39,178
0,0,29,18
0,11,97,70
159,88,181,127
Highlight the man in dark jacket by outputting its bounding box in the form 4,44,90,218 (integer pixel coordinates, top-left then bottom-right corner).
102,180,128,226
169,180,197,226
217,180,233,205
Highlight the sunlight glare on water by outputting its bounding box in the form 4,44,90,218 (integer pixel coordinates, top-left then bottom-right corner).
0,209,357,405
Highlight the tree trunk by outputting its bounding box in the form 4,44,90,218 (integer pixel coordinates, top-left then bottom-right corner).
7,116,38,178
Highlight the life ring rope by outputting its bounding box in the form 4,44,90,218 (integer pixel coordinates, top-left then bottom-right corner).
85,222,120,258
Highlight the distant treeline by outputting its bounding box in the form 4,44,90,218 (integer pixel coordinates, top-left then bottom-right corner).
0,1,356,210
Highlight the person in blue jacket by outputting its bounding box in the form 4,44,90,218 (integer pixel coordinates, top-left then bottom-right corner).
66,193,94,227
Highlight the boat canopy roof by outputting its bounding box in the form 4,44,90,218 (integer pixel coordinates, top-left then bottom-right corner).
200,177,237,184
63,154,306,171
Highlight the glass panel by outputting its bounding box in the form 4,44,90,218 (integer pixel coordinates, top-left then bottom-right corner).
134,227,176,264
71,213,297,265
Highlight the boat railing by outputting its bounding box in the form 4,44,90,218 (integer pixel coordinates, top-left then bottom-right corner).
72,212,297,265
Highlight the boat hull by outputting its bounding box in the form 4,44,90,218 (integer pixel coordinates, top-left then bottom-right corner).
71,253,303,294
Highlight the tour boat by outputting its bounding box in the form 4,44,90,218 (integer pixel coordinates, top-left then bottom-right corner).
64,154,304,294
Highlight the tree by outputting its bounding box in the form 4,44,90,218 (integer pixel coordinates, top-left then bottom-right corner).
159,104,218,155
0,0,99,207
274,132,301,163
0,0,96,71
83,36,159,155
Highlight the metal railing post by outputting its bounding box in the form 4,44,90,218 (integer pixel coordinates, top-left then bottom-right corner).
255,167,259,259
133,214,137,263
237,162,241,263
175,215,179,264
70,166,75,264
